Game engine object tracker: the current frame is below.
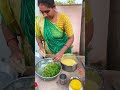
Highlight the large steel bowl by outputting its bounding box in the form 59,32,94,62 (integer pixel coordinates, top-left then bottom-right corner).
35,58,62,81
85,66,103,90
61,63,78,72
3,76,34,90
0,58,18,90
60,54,78,72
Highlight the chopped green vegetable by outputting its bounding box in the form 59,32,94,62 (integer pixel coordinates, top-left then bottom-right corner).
39,62,60,77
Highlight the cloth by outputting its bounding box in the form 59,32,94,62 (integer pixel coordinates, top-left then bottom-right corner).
44,18,71,54
35,13,73,54
0,0,34,52
0,0,34,73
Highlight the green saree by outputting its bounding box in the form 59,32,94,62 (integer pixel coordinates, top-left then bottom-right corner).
43,18,71,54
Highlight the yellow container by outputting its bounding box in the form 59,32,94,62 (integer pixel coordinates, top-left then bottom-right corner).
61,54,78,63
69,79,83,90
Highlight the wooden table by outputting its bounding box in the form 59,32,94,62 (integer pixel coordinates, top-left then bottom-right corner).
35,55,85,90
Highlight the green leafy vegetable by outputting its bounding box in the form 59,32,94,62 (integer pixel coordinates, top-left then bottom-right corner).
39,62,60,77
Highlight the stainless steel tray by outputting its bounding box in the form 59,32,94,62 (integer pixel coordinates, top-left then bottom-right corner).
3,76,34,90
35,58,62,81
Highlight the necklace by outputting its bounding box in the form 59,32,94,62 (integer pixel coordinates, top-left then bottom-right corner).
49,12,59,24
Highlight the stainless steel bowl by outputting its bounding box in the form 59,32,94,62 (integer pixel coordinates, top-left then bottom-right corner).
85,66,103,90
61,63,78,72
0,58,18,89
35,58,62,81
60,54,78,72
3,76,34,90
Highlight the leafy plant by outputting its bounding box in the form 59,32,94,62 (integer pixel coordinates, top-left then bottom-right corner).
66,0,76,4
55,0,76,5
39,62,60,77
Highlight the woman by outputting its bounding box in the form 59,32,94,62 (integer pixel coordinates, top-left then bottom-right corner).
36,0,74,61
0,0,34,76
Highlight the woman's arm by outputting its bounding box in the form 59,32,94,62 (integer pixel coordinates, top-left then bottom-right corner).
36,36,46,57
2,21,26,74
1,20,20,54
53,35,74,61
53,14,74,61
36,36,43,49
60,35,74,53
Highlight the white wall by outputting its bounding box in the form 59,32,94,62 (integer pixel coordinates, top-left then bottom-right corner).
88,0,110,64
35,0,40,16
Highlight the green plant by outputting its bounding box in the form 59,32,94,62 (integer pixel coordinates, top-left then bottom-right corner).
39,62,60,77
55,1,65,5
66,0,76,4
55,0,76,5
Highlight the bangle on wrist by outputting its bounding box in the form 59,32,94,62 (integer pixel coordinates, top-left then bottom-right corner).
38,42,41,45
64,45,69,48
7,37,18,46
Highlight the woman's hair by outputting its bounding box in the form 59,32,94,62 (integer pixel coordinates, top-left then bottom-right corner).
38,0,55,8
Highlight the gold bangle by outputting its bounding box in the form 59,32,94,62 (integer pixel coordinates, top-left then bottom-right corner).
38,42,41,45
7,37,18,46
65,45,69,48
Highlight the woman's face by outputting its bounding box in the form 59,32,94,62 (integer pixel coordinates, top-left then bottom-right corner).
39,4,55,19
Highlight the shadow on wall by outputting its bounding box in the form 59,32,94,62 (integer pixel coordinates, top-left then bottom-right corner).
88,0,109,65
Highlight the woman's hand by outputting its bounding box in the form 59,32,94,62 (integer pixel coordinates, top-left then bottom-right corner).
53,35,74,62
10,49,26,74
39,47,46,57
53,51,64,62
10,49,23,61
